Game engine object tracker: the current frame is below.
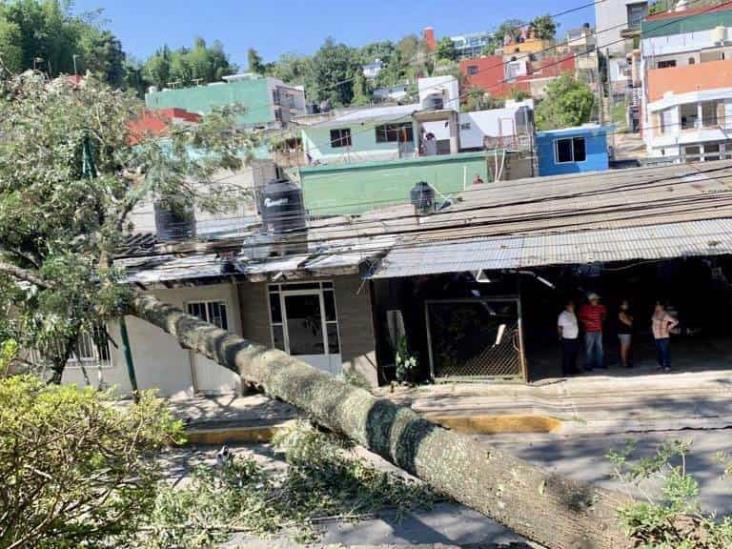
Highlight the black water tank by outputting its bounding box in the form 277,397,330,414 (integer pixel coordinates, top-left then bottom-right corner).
261,179,307,234
410,181,434,215
154,201,195,241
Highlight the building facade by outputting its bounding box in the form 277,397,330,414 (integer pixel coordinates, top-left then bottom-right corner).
535,125,609,176
460,55,576,99
640,5,732,160
145,74,306,129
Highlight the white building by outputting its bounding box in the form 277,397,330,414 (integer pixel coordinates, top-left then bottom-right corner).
594,0,649,55
362,59,384,80
641,5,732,160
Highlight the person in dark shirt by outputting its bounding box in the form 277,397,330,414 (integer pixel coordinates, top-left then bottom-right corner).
617,299,634,368
578,293,607,371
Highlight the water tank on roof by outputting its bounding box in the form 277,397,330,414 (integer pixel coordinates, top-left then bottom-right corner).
712,26,727,44
260,179,307,235
410,181,435,215
153,201,195,241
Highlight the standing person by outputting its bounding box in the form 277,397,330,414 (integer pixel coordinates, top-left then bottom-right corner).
578,293,607,371
472,173,485,185
617,299,634,368
557,300,579,376
652,301,679,372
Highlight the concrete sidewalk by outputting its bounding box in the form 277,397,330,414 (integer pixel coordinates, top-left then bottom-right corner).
168,367,732,438
378,368,732,435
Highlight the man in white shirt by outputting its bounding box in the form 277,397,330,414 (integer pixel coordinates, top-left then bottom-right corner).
557,300,579,376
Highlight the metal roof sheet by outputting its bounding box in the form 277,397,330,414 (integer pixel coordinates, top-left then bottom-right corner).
369,219,732,279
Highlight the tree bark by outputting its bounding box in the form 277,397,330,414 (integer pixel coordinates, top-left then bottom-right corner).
131,293,634,549
0,261,50,288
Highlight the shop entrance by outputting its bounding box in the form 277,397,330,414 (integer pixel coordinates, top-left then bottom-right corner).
425,298,526,381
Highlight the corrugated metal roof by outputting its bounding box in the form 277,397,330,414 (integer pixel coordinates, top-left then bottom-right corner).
310,103,420,127
121,254,228,284
369,219,732,279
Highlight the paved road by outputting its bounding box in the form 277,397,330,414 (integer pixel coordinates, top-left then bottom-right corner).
171,428,730,547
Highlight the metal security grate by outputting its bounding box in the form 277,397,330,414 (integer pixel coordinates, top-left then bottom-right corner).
426,299,525,381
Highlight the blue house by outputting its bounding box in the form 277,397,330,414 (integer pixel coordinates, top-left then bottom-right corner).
535,125,609,176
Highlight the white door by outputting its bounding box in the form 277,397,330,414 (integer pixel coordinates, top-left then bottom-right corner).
187,301,242,395
269,284,342,376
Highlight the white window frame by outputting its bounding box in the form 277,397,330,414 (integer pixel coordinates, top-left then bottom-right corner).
554,136,587,164
186,300,230,331
267,281,340,357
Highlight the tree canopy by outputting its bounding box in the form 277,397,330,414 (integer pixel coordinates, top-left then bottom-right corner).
0,73,255,382
0,0,126,84
530,15,557,41
535,74,595,130
141,38,237,89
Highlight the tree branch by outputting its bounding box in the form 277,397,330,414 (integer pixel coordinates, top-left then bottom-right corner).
0,261,51,289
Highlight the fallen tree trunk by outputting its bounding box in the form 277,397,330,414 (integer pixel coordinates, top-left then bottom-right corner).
132,293,632,549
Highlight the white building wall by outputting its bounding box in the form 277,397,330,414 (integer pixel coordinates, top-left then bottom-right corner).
641,28,730,58
458,101,534,150
127,161,276,236
596,0,647,55
644,88,732,157
61,283,242,398
418,76,460,111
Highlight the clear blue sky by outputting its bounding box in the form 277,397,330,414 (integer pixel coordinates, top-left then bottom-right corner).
73,0,596,64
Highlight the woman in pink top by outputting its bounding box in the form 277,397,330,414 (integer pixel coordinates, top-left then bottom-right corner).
652,301,679,372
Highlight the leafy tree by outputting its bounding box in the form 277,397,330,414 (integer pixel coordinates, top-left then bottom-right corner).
462,87,501,112
494,18,525,46
77,29,126,87
0,0,126,85
435,37,457,61
396,34,421,63
307,37,359,106
247,47,265,74
0,73,255,382
142,39,236,88
270,51,310,85
351,71,372,106
535,74,595,130
0,374,183,547
0,16,23,73
480,42,497,56
530,14,557,41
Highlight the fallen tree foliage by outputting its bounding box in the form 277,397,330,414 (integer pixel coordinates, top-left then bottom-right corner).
132,293,633,549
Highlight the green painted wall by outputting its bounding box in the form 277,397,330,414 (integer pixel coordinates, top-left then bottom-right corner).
299,152,491,216
302,122,415,163
145,78,274,126
641,10,732,38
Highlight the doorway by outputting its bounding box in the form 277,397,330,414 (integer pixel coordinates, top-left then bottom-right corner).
268,282,342,376
425,297,526,381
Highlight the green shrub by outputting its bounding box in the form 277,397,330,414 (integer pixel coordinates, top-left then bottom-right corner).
608,439,732,548
143,420,438,546
0,375,183,548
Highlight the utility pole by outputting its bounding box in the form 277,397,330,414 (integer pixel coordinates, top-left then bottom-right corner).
72,54,79,76
595,44,604,125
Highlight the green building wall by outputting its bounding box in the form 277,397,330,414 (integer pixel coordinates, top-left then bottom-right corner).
299,152,492,216
301,122,414,163
145,78,274,126
641,10,732,38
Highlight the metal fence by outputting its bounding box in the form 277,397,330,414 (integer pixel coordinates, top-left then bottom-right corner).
23,327,112,371
425,298,526,381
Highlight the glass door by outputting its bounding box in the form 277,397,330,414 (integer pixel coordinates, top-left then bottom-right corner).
268,283,342,376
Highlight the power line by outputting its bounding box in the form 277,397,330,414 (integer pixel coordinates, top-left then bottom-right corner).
151,143,732,234
298,0,729,152
119,161,732,260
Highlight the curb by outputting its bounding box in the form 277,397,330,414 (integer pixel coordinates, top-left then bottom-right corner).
183,414,562,445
